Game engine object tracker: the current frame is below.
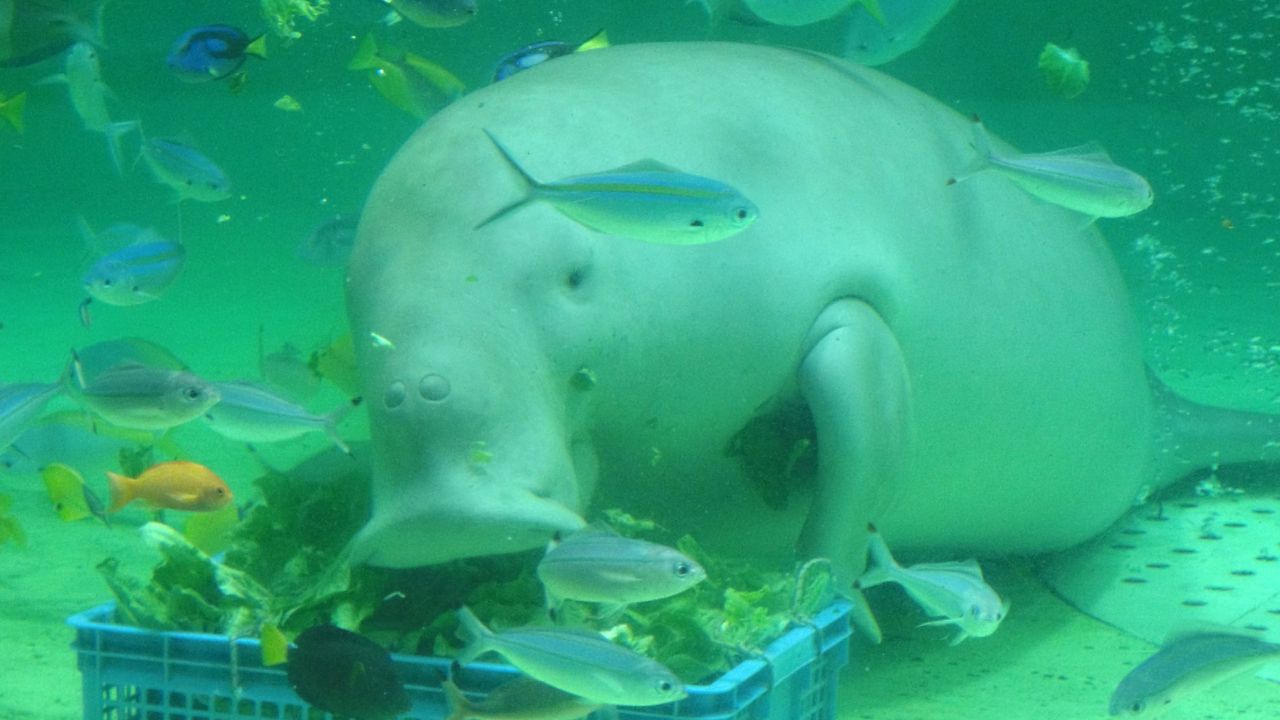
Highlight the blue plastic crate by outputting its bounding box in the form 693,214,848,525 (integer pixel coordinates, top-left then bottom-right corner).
68,600,851,720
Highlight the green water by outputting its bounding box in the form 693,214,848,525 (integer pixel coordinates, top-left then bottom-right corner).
2,1,1279,718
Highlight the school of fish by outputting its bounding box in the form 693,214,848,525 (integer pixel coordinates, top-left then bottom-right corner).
0,1,1176,718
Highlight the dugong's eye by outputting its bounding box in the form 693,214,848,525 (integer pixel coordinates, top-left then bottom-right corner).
565,266,589,290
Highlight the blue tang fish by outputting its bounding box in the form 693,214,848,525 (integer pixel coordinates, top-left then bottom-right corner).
492,29,609,82
166,25,266,82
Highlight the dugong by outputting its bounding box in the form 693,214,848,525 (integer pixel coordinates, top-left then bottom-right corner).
345,43,1278,591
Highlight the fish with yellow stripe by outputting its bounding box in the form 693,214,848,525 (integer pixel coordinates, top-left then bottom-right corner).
476,130,758,245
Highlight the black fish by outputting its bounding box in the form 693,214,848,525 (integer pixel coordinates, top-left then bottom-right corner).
286,625,411,720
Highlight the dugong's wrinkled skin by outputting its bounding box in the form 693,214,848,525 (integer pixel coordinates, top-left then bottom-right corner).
345,43,1267,584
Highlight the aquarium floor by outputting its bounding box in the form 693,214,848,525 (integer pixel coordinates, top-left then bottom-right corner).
3,494,1279,720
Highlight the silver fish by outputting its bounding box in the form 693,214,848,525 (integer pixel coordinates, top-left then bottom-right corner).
0,383,63,452
202,381,360,453
69,359,220,430
295,213,358,267
0,0,105,67
383,0,477,28
1110,632,1280,716
141,136,232,202
536,530,706,613
441,677,602,720
455,606,685,707
856,522,1007,645
258,334,321,401
58,42,136,171
948,117,1153,219
844,0,959,66
477,130,758,245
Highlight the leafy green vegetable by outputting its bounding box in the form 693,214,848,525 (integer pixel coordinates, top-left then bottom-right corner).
99,456,838,683
260,0,329,39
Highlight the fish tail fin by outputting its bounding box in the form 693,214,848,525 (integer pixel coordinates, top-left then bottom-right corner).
104,121,138,175
75,214,98,253
323,396,363,455
576,29,610,52
1,92,26,133
474,196,533,230
475,130,539,230
441,680,469,720
105,471,135,513
945,115,995,186
859,0,887,25
855,522,899,589
348,34,381,71
454,606,495,665
482,129,540,187
245,35,268,60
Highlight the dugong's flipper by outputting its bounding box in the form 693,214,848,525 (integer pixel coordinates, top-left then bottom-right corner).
1040,473,1280,681
796,298,910,642
1042,374,1280,680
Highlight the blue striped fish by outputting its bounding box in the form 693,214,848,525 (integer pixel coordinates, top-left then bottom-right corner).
476,130,758,245
141,137,232,202
82,225,185,307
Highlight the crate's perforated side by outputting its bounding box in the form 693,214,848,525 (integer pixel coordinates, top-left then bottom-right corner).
70,601,852,720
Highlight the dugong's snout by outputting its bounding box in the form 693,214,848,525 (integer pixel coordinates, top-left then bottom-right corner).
348,349,589,568
348,471,588,568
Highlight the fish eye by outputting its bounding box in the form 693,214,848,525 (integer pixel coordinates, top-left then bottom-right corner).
674,561,692,577
183,387,203,400
734,207,750,221
1129,700,1146,714
657,679,674,693
565,266,587,290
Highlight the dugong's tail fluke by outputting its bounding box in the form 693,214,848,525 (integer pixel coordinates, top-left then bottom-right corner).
1149,369,1280,489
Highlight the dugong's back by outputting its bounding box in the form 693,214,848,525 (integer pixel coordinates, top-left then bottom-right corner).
350,43,1152,563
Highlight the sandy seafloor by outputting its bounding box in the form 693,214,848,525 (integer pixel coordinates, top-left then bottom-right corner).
5,0,1280,718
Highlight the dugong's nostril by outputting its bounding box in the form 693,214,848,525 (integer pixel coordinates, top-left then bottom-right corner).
385,380,406,409
419,374,451,402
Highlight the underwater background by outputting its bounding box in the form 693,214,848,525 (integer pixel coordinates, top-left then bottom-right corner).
2,0,1279,718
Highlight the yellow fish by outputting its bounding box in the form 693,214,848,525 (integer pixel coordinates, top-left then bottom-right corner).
260,623,290,666
0,493,26,548
311,333,359,396
0,91,26,133
347,33,463,119
41,462,109,525
106,461,233,513
181,501,239,554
